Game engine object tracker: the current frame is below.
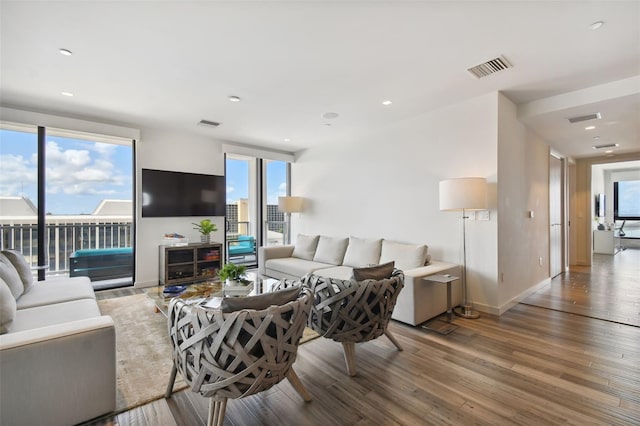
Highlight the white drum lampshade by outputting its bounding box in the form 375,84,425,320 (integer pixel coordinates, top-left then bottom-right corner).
439,177,487,211
278,196,304,213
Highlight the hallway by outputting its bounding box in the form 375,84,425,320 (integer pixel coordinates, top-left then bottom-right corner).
522,248,640,327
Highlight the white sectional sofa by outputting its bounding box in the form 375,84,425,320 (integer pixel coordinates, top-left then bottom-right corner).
0,249,116,426
259,235,461,326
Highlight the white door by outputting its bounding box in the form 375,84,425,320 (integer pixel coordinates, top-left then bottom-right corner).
549,155,563,277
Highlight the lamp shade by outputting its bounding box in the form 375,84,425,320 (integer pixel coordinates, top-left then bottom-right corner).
439,177,487,211
278,196,304,213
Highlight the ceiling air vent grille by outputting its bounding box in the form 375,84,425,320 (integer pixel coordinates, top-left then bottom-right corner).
467,56,512,79
593,143,618,150
198,119,220,127
568,113,601,123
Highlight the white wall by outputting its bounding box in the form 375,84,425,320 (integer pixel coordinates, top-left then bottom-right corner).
497,94,550,313
135,128,226,286
293,93,499,312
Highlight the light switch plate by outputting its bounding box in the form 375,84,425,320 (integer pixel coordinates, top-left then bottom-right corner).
477,210,490,221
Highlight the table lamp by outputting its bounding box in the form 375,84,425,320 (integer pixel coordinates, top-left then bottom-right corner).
278,196,304,244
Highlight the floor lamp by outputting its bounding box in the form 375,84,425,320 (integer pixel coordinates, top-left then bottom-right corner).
278,196,303,245
439,177,487,319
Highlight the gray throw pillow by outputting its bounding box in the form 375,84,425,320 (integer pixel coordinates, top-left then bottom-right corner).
352,261,395,281
2,250,34,293
0,253,24,299
221,286,300,313
0,277,17,334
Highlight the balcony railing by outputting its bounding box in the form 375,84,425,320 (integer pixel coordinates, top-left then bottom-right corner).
0,222,132,276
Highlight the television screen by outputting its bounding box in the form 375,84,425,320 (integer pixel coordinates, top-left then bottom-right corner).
613,180,640,221
142,169,226,217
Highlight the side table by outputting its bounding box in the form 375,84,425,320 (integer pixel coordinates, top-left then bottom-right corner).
421,274,459,335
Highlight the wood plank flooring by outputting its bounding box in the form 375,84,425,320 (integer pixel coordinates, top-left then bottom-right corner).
85,255,640,426
522,248,640,327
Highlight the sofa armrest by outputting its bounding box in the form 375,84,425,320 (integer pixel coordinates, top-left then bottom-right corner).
258,245,295,275
0,316,116,425
402,260,459,278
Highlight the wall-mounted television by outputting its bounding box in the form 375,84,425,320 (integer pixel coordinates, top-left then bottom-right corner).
142,169,226,217
613,180,640,221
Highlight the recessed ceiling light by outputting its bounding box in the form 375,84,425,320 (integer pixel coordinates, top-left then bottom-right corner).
59,48,72,56
322,112,339,119
284,138,290,142
382,100,392,106
585,126,596,130
228,96,241,102
605,150,613,154
589,21,604,30
61,91,74,97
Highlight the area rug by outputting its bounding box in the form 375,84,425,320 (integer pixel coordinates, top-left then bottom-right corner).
98,293,320,414
97,294,187,414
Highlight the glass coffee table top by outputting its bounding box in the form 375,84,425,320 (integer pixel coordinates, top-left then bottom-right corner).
145,272,280,315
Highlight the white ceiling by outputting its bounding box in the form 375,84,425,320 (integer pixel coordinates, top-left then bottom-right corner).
1,1,639,158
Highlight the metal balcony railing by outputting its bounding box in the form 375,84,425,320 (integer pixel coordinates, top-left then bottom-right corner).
0,222,132,276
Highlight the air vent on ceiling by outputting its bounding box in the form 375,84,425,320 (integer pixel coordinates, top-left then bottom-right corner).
467,55,512,79
592,143,618,150
568,113,601,123
198,119,220,127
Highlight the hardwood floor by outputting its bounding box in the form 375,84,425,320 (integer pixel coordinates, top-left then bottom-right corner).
86,256,640,426
522,248,640,327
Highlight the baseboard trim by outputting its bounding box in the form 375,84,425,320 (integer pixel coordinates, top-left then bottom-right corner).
472,278,552,316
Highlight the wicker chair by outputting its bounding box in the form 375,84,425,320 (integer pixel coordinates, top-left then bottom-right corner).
166,287,313,426
301,269,404,376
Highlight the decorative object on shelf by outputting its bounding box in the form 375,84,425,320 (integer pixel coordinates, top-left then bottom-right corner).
218,263,248,286
439,177,488,319
278,196,304,245
163,232,188,246
192,219,217,243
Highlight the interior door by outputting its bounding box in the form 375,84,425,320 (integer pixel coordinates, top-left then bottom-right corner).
549,155,563,277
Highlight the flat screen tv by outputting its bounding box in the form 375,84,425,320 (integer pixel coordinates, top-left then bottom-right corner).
142,169,226,217
613,180,640,221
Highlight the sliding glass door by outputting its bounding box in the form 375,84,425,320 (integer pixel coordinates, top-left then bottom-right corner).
0,124,134,288
225,155,291,267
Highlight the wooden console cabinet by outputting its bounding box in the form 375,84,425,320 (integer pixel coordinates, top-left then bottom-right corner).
159,242,223,285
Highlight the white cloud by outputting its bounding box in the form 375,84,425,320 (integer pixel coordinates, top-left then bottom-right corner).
226,185,235,193
0,154,36,196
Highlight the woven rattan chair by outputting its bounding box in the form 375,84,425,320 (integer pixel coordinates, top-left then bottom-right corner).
301,269,404,376
166,287,313,426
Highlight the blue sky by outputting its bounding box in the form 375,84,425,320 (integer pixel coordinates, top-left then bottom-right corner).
1,128,287,214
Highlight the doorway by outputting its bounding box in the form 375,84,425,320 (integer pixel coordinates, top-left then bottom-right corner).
549,154,563,278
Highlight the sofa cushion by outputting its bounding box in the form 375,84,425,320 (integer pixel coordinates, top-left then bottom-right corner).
352,261,395,281
1,250,34,293
16,277,96,310
291,234,319,261
0,277,17,334
313,265,354,281
0,253,24,299
266,257,335,279
379,240,429,270
221,286,300,313
313,236,349,265
11,298,101,333
342,237,382,267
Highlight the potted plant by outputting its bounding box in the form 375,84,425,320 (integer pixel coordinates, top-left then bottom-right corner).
193,219,217,243
218,263,248,286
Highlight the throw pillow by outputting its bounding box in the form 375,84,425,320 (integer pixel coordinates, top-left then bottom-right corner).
352,261,395,281
342,236,382,267
379,240,429,270
0,253,24,299
313,236,349,265
2,249,34,293
220,286,300,313
291,234,320,261
0,277,17,334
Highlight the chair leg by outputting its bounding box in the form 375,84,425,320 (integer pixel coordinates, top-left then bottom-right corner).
208,398,227,426
341,341,357,376
286,368,312,402
384,329,404,351
165,364,178,398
